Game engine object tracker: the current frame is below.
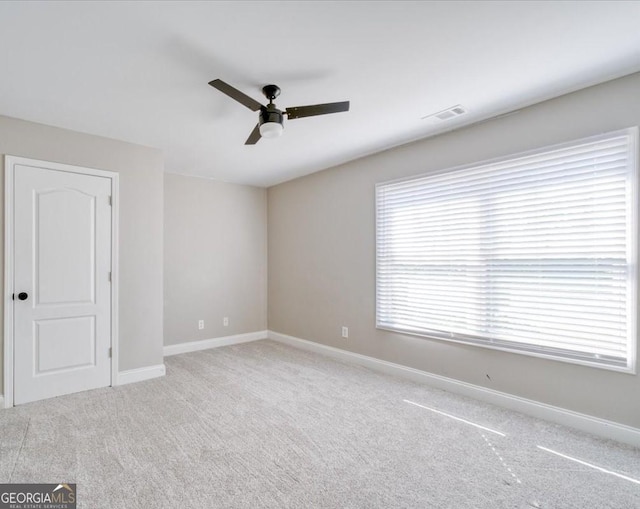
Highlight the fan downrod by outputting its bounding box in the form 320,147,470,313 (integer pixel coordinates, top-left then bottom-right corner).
262,84,281,103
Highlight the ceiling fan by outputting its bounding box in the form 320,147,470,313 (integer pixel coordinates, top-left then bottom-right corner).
208,79,350,145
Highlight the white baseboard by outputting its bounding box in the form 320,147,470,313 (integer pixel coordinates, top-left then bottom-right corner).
163,330,268,357
268,331,640,448
116,363,166,386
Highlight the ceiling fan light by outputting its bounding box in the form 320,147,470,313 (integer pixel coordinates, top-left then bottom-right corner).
259,121,283,138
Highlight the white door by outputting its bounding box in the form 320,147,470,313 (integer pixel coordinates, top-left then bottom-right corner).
13,163,113,404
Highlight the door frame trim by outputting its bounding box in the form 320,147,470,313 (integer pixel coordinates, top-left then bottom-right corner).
3,156,119,408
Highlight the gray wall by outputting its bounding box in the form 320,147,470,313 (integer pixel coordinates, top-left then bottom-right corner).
164,173,267,345
0,114,164,393
268,72,640,428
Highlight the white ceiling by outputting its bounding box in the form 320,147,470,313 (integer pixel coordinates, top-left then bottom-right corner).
1,1,639,187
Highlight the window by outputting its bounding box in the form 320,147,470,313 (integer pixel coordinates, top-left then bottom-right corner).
376,128,637,372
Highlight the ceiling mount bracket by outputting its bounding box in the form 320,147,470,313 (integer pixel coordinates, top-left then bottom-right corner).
262,84,281,103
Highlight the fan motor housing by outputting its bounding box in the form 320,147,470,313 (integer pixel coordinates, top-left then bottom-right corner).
260,104,284,127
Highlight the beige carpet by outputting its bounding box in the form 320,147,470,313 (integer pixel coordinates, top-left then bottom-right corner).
1,339,639,508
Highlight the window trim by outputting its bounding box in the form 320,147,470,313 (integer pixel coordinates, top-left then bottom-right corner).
375,127,638,374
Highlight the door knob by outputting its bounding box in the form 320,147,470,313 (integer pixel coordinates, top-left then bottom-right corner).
17,292,28,301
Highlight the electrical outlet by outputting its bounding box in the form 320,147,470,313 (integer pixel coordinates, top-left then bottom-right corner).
223,317,229,327
198,320,204,330
341,326,349,339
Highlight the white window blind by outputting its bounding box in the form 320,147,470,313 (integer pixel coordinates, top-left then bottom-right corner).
376,129,637,371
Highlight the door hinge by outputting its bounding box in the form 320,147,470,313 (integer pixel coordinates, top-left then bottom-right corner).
108,347,112,358
108,195,112,206
108,271,112,282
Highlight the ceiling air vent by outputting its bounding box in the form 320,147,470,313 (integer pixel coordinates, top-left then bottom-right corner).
422,105,467,121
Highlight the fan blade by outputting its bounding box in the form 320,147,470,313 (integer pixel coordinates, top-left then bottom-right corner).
244,124,261,145
285,101,350,120
209,79,263,112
